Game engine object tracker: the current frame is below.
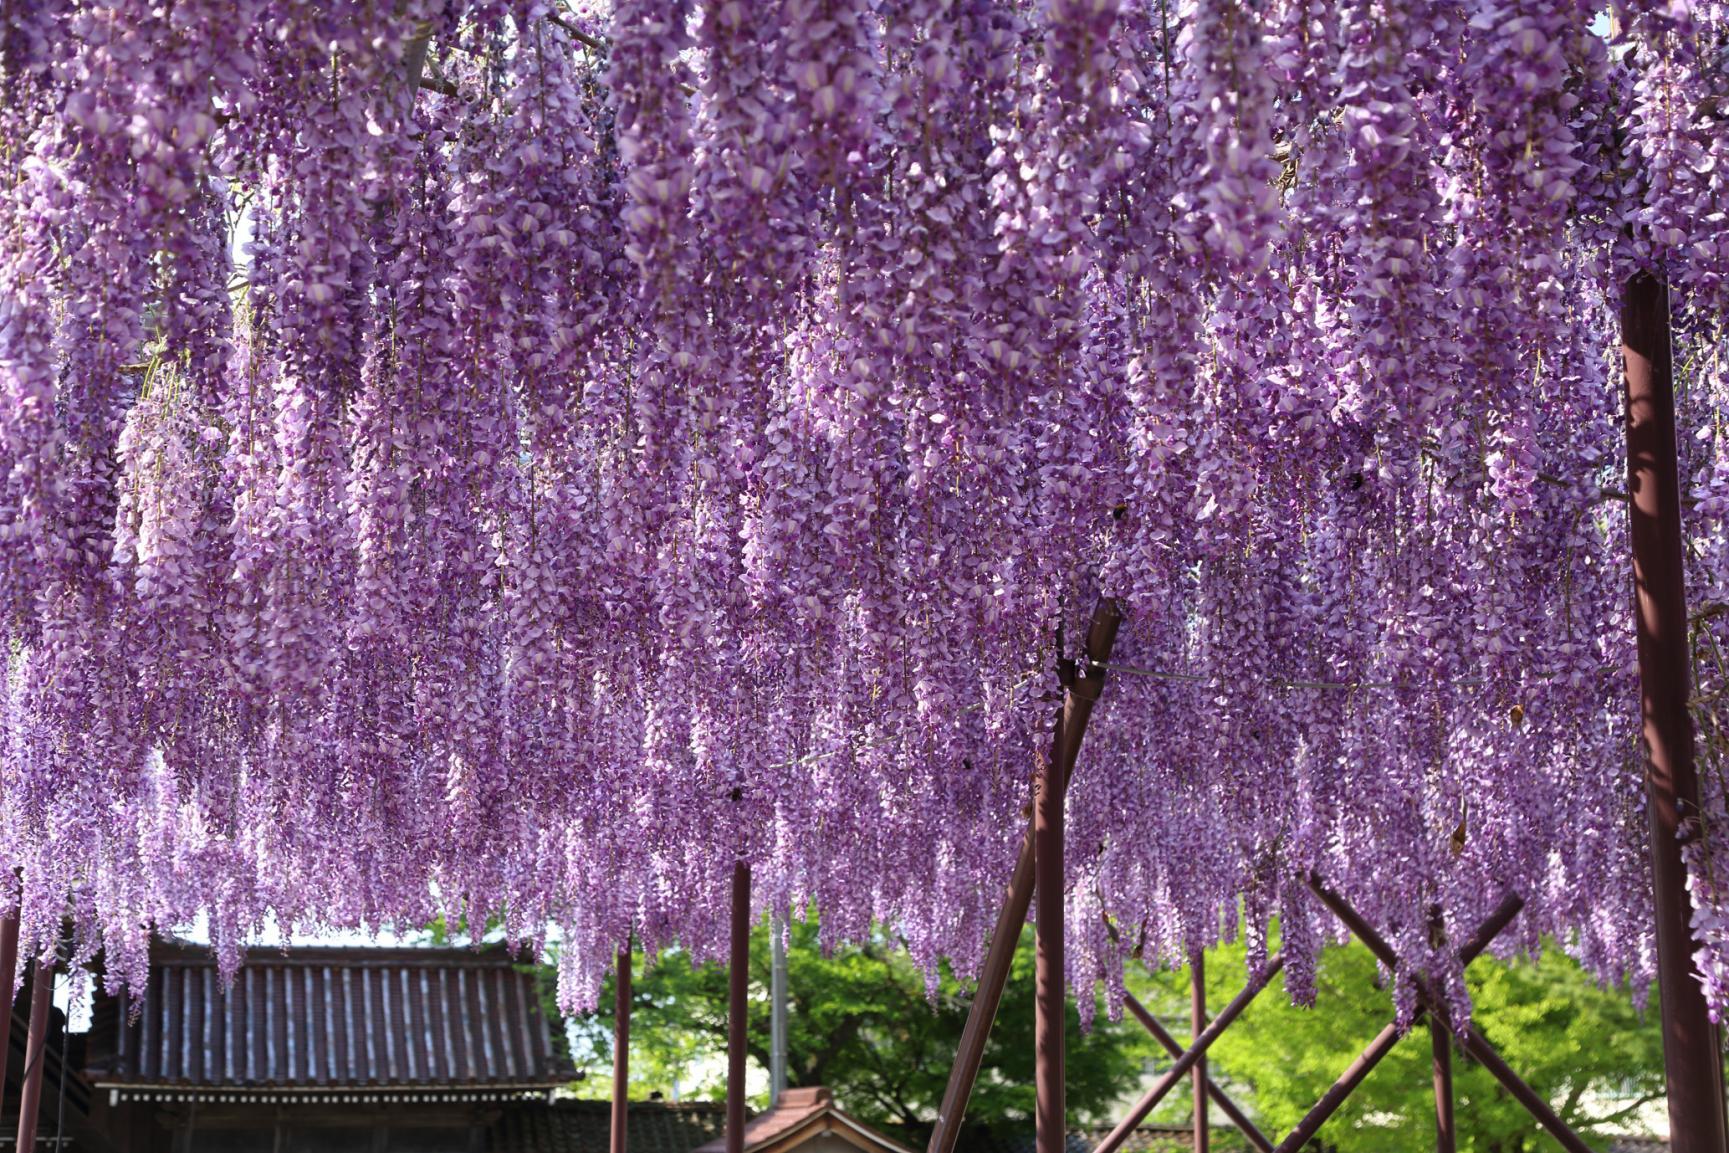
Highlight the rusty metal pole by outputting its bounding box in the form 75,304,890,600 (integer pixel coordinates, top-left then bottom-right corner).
0,910,16,1103
1623,270,1729,1153
1191,951,1209,1153
1431,1022,1454,1153
15,959,52,1152
727,862,751,1153
929,845,1034,1153
611,943,632,1153
1036,601,1122,1153
1034,714,1066,1153
929,600,1120,1153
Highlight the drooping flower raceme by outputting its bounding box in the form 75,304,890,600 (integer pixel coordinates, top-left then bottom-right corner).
1,0,1726,1025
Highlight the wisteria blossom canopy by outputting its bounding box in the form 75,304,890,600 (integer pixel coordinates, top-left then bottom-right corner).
2,0,1728,1023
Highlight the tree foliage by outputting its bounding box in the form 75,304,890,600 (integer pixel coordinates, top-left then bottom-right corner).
558,915,1665,1152
565,917,1154,1128
1128,936,1667,1152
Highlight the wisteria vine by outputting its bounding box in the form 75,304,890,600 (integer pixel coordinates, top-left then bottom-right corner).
2,0,1729,1026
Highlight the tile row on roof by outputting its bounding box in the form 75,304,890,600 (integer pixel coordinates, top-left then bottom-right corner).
85,941,571,1095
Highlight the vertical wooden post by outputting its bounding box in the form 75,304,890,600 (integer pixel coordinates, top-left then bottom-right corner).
611,943,632,1153
1622,270,1729,1153
929,600,1119,1153
1428,904,1455,1153
1034,722,1066,1153
727,863,751,1153
1191,951,1209,1153
1430,1022,1454,1153
15,960,53,1152
0,910,17,1105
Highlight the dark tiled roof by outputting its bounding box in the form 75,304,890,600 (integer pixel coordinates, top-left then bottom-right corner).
86,940,570,1093
489,1099,729,1153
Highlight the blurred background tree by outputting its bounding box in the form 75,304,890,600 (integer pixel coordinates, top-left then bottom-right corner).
551,914,1665,1151
562,918,1153,1127
1128,934,1666,1152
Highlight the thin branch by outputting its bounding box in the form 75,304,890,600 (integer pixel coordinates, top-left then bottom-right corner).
401,20,437,90
547,11,607,53
545,9,699,96
1575,1091,1665,1128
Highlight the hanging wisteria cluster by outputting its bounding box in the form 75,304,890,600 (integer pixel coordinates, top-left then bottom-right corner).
2,0,1728,1023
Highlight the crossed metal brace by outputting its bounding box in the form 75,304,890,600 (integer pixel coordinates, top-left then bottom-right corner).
1294,877,1593,1153
1094,951,1285,1153
1096,913,1276,1153
1093,878,1595,1153
1121,984,1275,1152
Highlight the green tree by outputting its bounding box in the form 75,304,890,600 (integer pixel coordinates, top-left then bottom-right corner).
1127,936,1668,1153
554,914,1664,1151
564,917,1159,1129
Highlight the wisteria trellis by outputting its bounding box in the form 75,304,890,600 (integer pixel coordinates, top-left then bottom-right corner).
1,0,1727,1025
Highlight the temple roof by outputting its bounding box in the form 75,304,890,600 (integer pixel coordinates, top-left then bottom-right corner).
84,940,572,1103
689,1088,915,1153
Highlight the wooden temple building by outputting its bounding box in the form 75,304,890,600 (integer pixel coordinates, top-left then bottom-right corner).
689,1089,913,1153
2,942,1194,1153
3,940,572,1152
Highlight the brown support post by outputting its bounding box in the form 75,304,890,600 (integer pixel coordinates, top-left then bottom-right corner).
1308,885,1595,1153
930,845,1034,1153
15,959,52,1152
1035,731,1066,1153
1431,1021,1454,1153
929,600,1121,1153
0,910,16,1103
1122,994,1272,1153
1428,905,1455,1153
1191,951,1209,1153
611,942,632,1153
1622,270,1729,1153
1093,953,1284,1153
1270,1020,1407,1153
727,862,751,1153
1452,1028,1594,1153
